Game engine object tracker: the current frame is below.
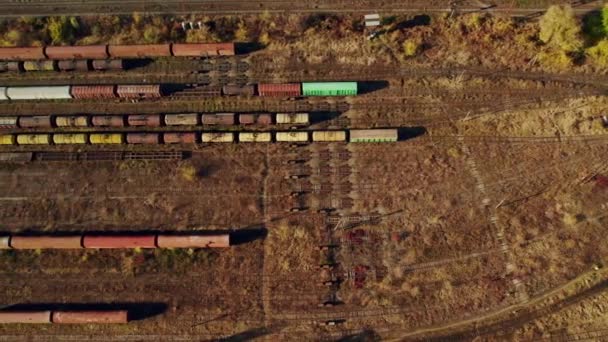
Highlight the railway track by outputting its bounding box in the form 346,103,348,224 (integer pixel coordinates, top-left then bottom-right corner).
250,63,608,89
0,0,598,17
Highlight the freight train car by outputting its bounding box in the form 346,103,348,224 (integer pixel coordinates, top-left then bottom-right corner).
0,82,359,101
0,43,236,61
108,44,172,58
302,82,358,96
0,129,398,146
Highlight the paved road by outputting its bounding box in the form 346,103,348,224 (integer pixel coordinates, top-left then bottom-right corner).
0,0,602,17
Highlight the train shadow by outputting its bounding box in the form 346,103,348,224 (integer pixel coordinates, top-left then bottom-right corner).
230,227,268,245
310,111,342,125
358,81,389,95
123,59,153,71
235,42,265,54
2,302,167,321
397,126,426,141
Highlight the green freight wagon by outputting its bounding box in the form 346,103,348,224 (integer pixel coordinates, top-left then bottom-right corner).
302,82,358,96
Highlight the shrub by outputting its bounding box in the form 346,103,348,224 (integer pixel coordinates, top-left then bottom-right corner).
178,163,197,181
537,49,573,70
539,5,583,52
587,39,608,66
47,16,77,44
403,39,421,57
234,21,248,41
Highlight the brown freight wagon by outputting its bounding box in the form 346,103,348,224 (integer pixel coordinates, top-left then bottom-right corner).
10,236,82,249
108,44,172,58
257,83,301,97
0,311,51,324
57,60,89,71
92,59,124,71
222,84,255,96
52,311,128,324
239,113,272,125
126,133,160,144
18,116,53,128
0,47,46,61
45,45,109,59
82,235,156,248
127,114,162,127
116,85,162,99
171,43,235,57
91,115,125,127
202,113,235,125
163,132,197,144
156,234,230,248
7,62,21,72
71,85,116,99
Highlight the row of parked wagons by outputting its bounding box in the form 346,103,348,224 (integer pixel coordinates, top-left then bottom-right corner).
0,130,398,145
1,234,230,249
0,43,235,60
0,310,128,324
0,82,359,100
0,59,124,72
0,113,310,128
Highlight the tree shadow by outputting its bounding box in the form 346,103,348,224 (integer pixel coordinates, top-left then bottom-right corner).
336,329,382,342
393,15,431,31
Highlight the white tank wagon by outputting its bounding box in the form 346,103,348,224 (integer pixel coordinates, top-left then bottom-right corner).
5,86,72,100
0,87,7,101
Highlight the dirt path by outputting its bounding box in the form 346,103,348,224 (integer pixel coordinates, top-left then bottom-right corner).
385,265,607,341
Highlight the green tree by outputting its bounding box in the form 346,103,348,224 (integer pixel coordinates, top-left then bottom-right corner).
539,5,583,52
47,16,76,44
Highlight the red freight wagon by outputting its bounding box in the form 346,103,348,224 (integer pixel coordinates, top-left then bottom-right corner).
163,132,197,144
202,113,235,125
91,115,125,127
83,235,157,248
71,85,116,99
45,45,109,59
108,44,172,58
0,47,46,61
171,43,235,56
57,60,89,71
258,83,301,97
126,133,160,144
127,114,162,127
18,116,53,128
238,114,273,125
